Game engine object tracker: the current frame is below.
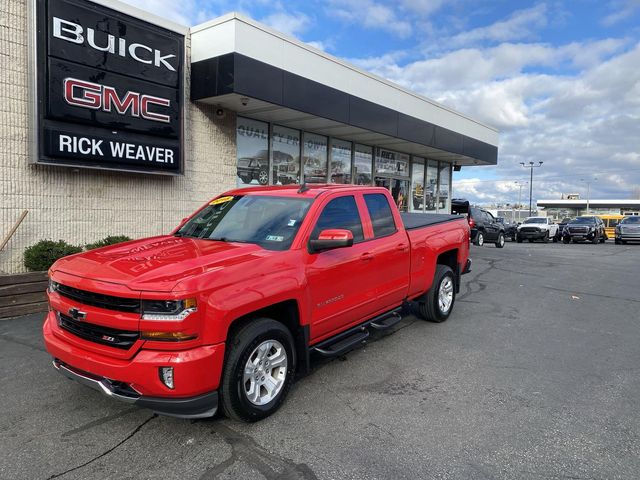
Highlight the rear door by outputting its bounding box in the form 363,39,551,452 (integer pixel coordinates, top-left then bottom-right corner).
361,193,411,308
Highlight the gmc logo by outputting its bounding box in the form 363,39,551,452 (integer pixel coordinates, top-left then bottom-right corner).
63,78,171,123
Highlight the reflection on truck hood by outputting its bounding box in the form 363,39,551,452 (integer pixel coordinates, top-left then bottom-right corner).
51,236,269,292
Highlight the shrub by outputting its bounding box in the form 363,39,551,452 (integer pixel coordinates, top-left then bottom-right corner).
23,240,83,272
85,235,132,250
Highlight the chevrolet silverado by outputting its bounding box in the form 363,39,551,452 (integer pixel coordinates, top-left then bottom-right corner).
44,185,471,422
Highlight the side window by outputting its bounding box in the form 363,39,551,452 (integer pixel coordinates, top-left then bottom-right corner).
486,212,495,222
311,196,364,242
364,193,397,238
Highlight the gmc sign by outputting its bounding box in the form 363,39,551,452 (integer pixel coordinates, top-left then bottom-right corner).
33,0,185,174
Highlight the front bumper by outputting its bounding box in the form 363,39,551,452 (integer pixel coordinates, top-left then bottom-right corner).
43,311,225,419
617,232,640,241
517,230,547,239
53,359,218,418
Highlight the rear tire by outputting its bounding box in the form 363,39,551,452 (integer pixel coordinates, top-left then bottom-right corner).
418,265,455,323
495,233,505,248
220,318,295,422
475,232,484,246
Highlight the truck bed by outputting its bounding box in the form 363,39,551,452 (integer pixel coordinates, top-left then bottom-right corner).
400,212,466,230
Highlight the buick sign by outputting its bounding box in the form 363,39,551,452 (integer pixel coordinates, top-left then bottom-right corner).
33,0,185,174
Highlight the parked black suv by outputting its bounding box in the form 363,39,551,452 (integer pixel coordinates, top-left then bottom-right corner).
451,200,505,248
562,216,606,244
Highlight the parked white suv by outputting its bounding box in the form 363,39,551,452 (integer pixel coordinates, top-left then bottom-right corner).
516,217,559,243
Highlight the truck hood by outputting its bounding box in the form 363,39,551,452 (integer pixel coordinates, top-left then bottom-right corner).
52,235,269,292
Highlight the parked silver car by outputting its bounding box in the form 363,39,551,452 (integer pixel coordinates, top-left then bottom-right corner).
615,216,640,244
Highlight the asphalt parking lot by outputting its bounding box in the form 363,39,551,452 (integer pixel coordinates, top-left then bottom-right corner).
1,241,639,480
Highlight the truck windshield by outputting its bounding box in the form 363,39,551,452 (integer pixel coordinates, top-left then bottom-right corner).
176,195,313,250
571,217,596,224
524,217,546,224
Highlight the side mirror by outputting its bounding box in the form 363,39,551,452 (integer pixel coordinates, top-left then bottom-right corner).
309,229,354,253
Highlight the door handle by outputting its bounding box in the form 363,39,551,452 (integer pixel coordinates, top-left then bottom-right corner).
396,243,409,252
360,252,374,261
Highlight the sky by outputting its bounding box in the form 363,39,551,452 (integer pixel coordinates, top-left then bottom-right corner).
122,0,640,206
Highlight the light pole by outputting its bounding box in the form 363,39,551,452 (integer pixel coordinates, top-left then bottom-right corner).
581,177,597,215
515,181,528,223
520,161,543,216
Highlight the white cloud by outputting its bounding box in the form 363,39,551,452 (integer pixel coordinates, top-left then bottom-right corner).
602,0,640,26
261,12,311,37
119,0,215,26
328,0,413,38
448,4,548,47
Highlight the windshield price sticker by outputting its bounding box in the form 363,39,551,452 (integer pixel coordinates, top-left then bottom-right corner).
265,235,284,242
210,196,234,206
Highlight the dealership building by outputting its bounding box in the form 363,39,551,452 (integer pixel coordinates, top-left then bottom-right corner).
537,199,640,219
0,0,499,274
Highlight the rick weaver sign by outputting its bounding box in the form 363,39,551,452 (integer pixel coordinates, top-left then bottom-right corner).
34,0,184,173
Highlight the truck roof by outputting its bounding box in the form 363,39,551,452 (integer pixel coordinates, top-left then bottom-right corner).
223,184,389,199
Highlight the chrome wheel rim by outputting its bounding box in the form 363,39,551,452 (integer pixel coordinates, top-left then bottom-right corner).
499,235,505,247
258,170,269,184
438,277,454,313
243,340,287,406
477,233,483,246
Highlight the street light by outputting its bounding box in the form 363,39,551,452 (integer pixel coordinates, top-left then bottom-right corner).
515,181,528,223
581,177,598,215
520,161,543,216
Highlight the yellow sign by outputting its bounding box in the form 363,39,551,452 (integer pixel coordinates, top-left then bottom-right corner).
210,196,234,206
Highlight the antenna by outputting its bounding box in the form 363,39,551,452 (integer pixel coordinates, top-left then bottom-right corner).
298,182,310,194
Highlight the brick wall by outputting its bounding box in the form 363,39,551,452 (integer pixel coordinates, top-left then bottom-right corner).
0,0,237,273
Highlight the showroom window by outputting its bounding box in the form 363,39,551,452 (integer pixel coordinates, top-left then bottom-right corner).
330,139,352,184
303,132,328,183
354,144,373,185
410,157,425,213
272,125,300,185
236,117,269,188
438,162,451,213
424,160,438,212
375,148,409,176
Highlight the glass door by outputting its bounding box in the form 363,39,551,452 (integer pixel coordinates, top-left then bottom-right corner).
375,176,410,212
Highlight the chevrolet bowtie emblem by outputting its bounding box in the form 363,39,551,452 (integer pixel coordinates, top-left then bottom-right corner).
68,307,87,321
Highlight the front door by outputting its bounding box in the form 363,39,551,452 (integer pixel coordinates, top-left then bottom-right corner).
305,194,379,341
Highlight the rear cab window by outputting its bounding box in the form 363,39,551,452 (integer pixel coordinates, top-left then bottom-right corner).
363,193,397,238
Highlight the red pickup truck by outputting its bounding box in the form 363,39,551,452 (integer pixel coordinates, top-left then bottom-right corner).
44,185,471,422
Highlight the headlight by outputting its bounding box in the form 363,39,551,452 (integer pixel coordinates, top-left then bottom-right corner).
141,298,197,321
49,279,59,293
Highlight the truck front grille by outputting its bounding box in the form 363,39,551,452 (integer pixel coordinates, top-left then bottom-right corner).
58,313,139,350
520,227,540,233
568,227,589,234
56,284,140,313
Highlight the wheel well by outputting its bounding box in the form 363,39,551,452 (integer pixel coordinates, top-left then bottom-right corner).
437,249,460,293
227,300,310,375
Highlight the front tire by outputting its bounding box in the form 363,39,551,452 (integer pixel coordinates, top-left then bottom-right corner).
516,235,523,243
220,318,295,422
419,265,456,323
495,232,505,248
543,231,549,243
475,232,484,246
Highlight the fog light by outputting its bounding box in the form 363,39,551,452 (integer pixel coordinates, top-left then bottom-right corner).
159,367,174,389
